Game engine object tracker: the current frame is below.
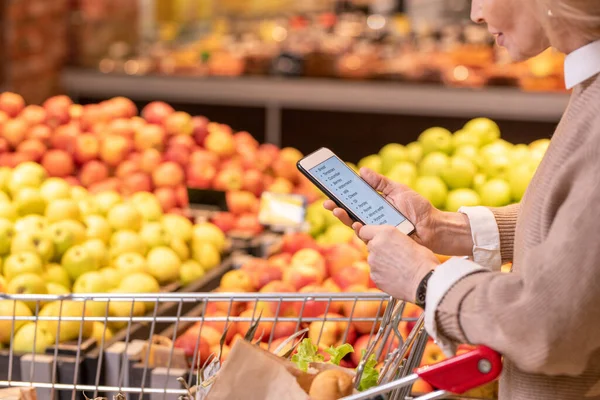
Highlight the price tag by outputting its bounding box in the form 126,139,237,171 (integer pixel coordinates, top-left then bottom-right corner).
258,192,307,229
186,188,228,221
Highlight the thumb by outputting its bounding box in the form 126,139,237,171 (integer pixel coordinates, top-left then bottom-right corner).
360,167,393,194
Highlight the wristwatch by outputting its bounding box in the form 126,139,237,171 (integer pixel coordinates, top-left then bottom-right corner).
415,270,434,309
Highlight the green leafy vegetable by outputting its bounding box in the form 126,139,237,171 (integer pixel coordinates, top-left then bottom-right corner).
357,352,380,391
291,338,324,371
326,343,354,366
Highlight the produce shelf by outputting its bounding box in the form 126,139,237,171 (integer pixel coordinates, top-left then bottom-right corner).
61,69,570,145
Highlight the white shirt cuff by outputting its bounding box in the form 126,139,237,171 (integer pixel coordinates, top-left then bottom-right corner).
458,206,502,271
424,257,488,357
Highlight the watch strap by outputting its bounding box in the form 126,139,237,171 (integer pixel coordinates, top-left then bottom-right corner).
415,270,434,309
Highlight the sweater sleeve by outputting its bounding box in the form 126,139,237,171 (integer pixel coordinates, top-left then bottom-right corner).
429,161,600,376
488,203,520,263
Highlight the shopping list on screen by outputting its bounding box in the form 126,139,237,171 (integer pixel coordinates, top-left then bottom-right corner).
310,156,407,226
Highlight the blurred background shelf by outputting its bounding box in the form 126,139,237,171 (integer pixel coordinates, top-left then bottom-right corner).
62,69,568,159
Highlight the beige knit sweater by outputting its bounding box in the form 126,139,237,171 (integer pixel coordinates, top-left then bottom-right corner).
436,74,600,399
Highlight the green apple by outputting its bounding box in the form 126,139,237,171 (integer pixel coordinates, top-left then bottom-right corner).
452,129,481,148
479,153,511,179
305,202,327,237
91,321,113,344
119,272,160,293
0,192,10,203
0,202,17,221
453,145,480,164
357,154,382,174
58,220,86,244
379,143,408,174
4,252,44,281
107,203,142,232
418,127,453,155
8,162,47,195
46,282,70,295
14,188,46,216
192,222,226,252
161,214,193,242
78,198,100,217
61,245,99,281
12,322,55,354
93,191,122,216
73,271,107,293
323,224,354,245
192,242,221,271
40,178,72,203
113,252,147,275
441,156,477,190
463,117,500,146
0,167,12,193
70,186,89,201
445,189,481,212
129,194,163,222
46,222,76,261
8,273,48,311
413,176,448,209
418,152,450,177
109,230,147,258
0,300,32,344
0,275,5,291
15,215,48,234
510,144,531,164
10,231,54,263
0,218,14,256
529,138,550,153
99,267,122,289
406,142,423,164
43,264,71,289
84,215,112,244
82,239,109,268
507,163,537,202
146,246,181,284
346,162,359,173
473,173,487,193
45,199,81,223
170,237,190,261
180,260,205,286
386,161,418,187
38,300,93,342
479,140,512,161
107,288,147,330
478,179,512,207
140,222,172,248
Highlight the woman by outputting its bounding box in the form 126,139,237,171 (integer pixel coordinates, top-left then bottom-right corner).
325,0,600,399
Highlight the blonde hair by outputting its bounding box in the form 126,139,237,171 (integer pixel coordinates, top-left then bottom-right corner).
538,0,600,41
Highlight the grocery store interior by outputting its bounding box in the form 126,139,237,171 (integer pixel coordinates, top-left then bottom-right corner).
0,0,569,399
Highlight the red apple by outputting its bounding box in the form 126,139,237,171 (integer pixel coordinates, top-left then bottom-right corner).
175,185,188,207
234,213,264,235
283,264,324,291
134,124,166,151
187,162,217,189
267,177,294,194
192,116,209,145
0,111,9,126
20,105,47,125
211,212,237,233
226,191,259,216
73,133,100,164
204,310,238,344
164,111,193,136
420,342,446,367
43,95,72,112
163,145,190,166
100,135,131,167
2,118,28,148
16,139,46,162
0,92,25,117
268,253,292,270
213,168,243,191
108,118,135,139
342,286,387,334
108,96,137,118
237,309,274,342
241,169,264,196
399,302,423,341
234,131,259,150
325,244,364,277
115,159,141,178
308,312,356,348
280,232,319,255
78,160,110,187
205,131,236,159
242,258,283,290
154,187,177,211
140,148,163,173
412,378,434,394
28,124,52,144
69,104,84,120
256,144,280,171
50,121,80,152
333,262,370,291
79,104,106,132
122,172,153,195
190,149,219,167
168,134,195,152
141,101,174,125
291,249,327,278
45,99,72,128
272,147,303,182
0,138,9,154
152,162,185,188
88,177,121,194
41,150,75,177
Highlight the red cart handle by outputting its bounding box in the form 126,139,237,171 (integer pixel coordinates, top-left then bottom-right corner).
415,346,502,394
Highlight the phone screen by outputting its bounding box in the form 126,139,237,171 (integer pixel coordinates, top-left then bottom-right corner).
309,156,407,226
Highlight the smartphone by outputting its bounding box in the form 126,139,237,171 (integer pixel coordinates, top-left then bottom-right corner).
297,147,415,235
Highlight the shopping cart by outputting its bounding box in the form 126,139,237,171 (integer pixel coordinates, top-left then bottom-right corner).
0,292,501,400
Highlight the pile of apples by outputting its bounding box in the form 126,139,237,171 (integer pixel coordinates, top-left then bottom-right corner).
0,161,231,354
0,92,321,234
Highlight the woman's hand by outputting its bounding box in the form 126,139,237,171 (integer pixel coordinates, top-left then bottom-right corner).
359,224,440,302
324,168,441,249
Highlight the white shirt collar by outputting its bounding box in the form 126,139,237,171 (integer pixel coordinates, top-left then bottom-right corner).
564,40,600,89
